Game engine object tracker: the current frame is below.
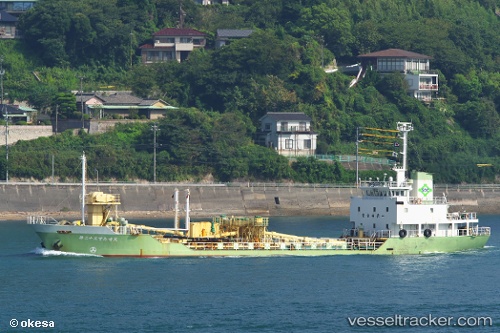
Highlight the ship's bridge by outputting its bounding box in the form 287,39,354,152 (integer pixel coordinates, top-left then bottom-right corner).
360,179,412,199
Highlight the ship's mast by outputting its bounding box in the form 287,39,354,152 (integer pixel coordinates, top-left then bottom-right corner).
394,122,413,186
185,189,190,231
173,188,180,229
81,152,86,225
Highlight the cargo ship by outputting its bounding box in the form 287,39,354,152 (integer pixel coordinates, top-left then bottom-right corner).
28,122,490,257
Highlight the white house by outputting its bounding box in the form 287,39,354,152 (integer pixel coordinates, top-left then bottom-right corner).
358,48,438,102
140,28,206,64
259,112,317,157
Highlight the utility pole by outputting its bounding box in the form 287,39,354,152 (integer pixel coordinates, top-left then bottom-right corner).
356,127,359,188
129,31,133,68
51,154,55,184
55,105,58,134
0,57,8,183
80,76,84,130
151,123,159,183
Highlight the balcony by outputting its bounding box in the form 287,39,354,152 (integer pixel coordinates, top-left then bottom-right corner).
278,126,311,133
418,83,438,91
175,43,194,51
154,41,175,47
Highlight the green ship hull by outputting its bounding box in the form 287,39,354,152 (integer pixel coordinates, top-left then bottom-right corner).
33,226,490,257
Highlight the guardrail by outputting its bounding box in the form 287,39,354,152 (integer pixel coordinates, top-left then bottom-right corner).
6,181,500,191
316,154,394,165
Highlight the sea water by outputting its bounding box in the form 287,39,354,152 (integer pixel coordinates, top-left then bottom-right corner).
0,216,499,333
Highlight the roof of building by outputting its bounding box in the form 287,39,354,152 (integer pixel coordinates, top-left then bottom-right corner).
260,112,312,122
138,99,174,107
358,48,432,59
0,104,36,114
95,92,143,105
216,29,253,39
76,93,103,103
77,93,178,110
153,28,206,37
0,10,17,23
88,104,177,110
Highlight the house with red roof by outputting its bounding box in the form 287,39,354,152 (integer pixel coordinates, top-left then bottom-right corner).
140,28,206,64
357,49,438,102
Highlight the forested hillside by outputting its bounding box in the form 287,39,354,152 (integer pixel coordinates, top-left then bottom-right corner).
2,0,500,183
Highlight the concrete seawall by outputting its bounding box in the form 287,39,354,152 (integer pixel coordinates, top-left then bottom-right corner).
1,183,499,220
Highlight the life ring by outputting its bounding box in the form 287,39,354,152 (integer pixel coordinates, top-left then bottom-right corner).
416,198,422,204
399,229,407,238
424,229,432,238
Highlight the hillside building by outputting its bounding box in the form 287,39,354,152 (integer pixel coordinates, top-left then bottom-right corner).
357,48,439,102
258,112,317,157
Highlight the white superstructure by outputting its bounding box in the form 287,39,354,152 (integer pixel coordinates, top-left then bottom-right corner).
350,122,489,240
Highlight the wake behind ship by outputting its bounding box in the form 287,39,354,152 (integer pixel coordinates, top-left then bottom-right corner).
28,122,491,257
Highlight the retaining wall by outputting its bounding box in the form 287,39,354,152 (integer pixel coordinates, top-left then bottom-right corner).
0,183,499,219
0,125,53,145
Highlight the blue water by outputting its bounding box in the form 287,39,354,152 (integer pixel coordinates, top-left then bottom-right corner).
1,216,499,333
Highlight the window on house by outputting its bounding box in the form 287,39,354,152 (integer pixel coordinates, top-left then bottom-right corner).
159,37,175,43
264,123,271,131
161,51,175,60
280,122,288,131
13,2,33,10
304,139,312,149
146,51,159,61
299,122,307,131
420,59,429,71
378,58,404,71
179,37,192,43
285,139,293,149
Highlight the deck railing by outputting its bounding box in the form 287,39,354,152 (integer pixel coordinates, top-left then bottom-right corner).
185,240,348,251
27,216,59,225
447,212,477,221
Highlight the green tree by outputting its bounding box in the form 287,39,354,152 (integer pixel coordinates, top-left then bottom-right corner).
54,92,77,119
